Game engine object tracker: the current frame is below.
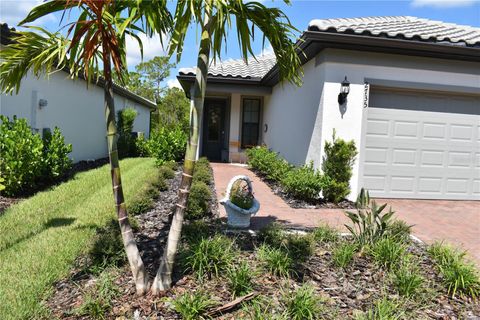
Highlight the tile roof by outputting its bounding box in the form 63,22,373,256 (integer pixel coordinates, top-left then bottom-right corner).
178,53,277,80
308,16,480,47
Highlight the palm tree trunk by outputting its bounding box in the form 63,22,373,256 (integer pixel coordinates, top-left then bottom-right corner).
103,51,148,295
151,6,212,294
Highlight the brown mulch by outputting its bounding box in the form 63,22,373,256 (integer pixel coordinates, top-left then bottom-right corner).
0,195,20,214
43,165,480,320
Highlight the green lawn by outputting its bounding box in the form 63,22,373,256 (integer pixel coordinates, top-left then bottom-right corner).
0,158,158,320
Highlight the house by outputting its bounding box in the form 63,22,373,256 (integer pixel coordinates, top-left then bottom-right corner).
177,16,480,201
0,23,155,162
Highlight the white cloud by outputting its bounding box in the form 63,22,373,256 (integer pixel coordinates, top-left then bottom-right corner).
166,78,182,89
411,0,477,8
126,33,168,68
0,0,56,27
259,44,274,56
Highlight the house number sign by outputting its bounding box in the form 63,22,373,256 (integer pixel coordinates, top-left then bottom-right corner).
363,82,370,108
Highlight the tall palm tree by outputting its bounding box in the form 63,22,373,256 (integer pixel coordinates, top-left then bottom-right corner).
0,0,171,295
152,0,303,293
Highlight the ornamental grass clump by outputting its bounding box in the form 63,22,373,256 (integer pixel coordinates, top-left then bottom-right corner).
332,242,357,269
370,237,406,270
258,243,293,278
284,284,324,320
391,256,424,297
172,291,216,320
226,261,254,297
313,223,339,244
355,297,404,320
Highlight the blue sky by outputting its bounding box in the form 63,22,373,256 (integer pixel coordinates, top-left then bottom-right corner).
1,0,479,89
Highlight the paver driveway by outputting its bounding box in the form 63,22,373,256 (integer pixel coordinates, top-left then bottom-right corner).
211,163,480,265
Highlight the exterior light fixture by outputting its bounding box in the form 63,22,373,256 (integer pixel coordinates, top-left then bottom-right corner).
338,76,350,105
39,99,48,108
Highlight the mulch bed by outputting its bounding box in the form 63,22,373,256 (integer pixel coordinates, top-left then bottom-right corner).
249,168,355,209
42,164,480,319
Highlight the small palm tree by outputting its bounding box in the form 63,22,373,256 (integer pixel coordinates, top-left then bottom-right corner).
0,0,171,295
152,0,303,293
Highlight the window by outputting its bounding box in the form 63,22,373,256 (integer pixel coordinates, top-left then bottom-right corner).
241,98,261,148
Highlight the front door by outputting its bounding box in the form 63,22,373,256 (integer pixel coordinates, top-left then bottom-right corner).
202,99,226,161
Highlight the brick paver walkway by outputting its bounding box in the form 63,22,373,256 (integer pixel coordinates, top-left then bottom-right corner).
211,163,480,265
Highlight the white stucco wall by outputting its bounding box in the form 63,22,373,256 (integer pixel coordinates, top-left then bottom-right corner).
263,48,480,200
0,71,151,162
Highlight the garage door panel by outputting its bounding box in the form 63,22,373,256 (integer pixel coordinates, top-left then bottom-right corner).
361,89,479,200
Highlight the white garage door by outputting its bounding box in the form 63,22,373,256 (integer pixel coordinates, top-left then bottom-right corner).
361,88,480,200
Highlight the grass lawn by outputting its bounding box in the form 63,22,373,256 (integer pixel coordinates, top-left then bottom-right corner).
0,158,158,320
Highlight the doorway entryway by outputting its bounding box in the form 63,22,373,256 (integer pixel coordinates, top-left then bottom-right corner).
202,98,227,161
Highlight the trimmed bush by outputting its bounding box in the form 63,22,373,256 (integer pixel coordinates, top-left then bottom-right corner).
186,181,212,220
117,107,138,158
42,127,73,180
192,166,212,185
281,162,323,201
321,130,357,203
136,127,187,165
246,146,292,181
158,165,175,179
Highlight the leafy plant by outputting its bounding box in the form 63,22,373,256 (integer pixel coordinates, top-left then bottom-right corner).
246,146,292,181
369,238,406,270
172,291,216,320
136,126,187,165
332,243,357,269
428,242,480,298
117,107,138,158
321,130,357,203
313,224,339,244
284,233,315,263
89,221,126,274
186,181,212,220
183,234,236,280
227,261,254,297
229,180,254,210
284,284,323,320
258,244,293,278
159,165,175,179
391,256,424,297
345,189,395,248
385,220,412,244
281,162,323,201
42,127,73,180
192,158,213,185
355,297,404,320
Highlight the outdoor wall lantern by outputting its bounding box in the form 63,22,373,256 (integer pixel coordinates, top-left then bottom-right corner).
337,76,350,105
38,99,48,108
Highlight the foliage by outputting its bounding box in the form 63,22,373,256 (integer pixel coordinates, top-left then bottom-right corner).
192,158,213,185
172,291,216,320
89,221,126,274
229,180,254,210
258,222,285,246
227,261,254,297
246,146,292,181
258,244,293,278
75,270,120,320
186,181,212,220
332,243,357,269
0,176,5,192
117,108,138,158
391,256,424,297
127,169,166,215
284,284,324,320
386,220,412,244
0,116,72,196
345,189,395,248
182,220,212,245
355,297,404,320
321,131,357,203
281,162,323,201
369,238,406,270
285,233,315,263
313,224,339,244
135,56,175,102
427,242,480,298
242,297,288,320
136,127,187,165
159,165,175,179
0,158,157,319
155,87,190,133
182,234,236,280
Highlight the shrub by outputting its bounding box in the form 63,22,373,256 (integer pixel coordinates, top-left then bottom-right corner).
192,166,212,185
183,234,236,279
227,261,254,297
345,189,395,248
313,224,338,244
0,116,44,195
246,146,292,181
186,181,212,220
284,284,323,320
392,256,423,297
136,127,187,165
332,243,357,269
258,244,293,277
428,242,480,298
281,162,323,201
369,238,406,270
117,108,138,158
229,180,254,210
321,130,357,203
158,165,175,179
42,127,73,180
172,291,216,320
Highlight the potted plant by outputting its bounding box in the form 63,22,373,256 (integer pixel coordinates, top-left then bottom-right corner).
220,175,260,228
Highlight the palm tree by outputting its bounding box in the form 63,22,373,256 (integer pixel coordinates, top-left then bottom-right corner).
0,0,171,295
151,0,303,293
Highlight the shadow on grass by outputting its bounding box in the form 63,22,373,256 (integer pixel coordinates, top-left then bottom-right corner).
0,217,76,252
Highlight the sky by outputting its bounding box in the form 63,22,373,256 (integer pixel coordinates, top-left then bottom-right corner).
1,0,479,89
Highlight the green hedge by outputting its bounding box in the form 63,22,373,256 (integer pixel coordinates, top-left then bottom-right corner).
136,127,187,166
186,157,213,220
